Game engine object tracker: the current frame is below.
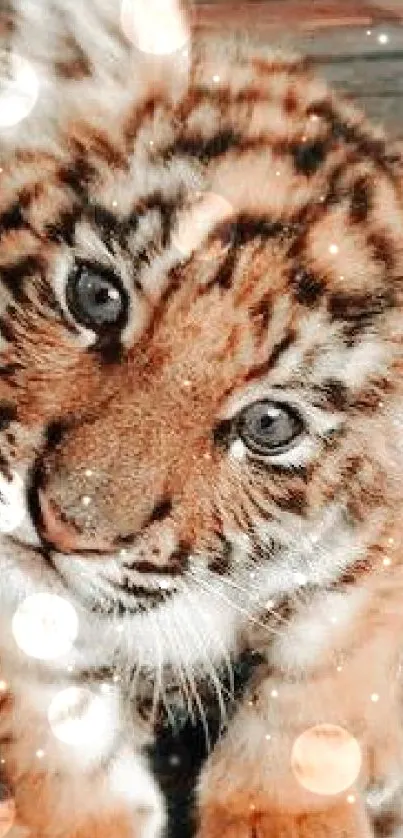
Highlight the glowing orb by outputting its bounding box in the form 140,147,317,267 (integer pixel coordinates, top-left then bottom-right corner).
0,52,39,129
120,0,190,55
172,192,234,263
0,471,25,533
291,724,362,796
0,785,15,838
12,594,78,660
48,687,111,746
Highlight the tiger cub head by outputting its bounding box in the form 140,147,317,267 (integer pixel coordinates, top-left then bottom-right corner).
0,0,402,680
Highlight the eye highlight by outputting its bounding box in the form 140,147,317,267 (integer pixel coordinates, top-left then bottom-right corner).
236,400,305,456
66,263,128,333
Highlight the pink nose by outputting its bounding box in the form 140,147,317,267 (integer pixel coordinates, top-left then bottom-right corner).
38,490,113,554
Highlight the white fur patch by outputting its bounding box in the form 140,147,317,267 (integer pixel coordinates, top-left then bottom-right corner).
270,588,368,672
109,748,166,838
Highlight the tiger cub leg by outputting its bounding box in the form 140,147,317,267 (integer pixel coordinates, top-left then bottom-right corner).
0,684,165,838
196,673,376,838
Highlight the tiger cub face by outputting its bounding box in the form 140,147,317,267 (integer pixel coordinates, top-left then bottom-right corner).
0,1,402,682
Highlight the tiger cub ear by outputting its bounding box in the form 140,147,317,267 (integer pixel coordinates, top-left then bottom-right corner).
0,0,191,142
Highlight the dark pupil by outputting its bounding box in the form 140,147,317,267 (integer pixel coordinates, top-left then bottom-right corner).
76,270,122,328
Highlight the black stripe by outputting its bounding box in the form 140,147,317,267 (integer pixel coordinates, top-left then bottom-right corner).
168,128,241,163
350,175,372,224
290,267,325,306
0,202,24,235
0,401,17,431
307,100,397,175
202,246,238,293
234,215,299,246
291,139,328,177
244,329,296,384
368,231,395,271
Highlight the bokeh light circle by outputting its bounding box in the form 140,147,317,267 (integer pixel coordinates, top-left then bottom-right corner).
12,594,78,660
291,724,362,796
120,0,190,56
0,785,15,838
48,687,111,745
172,191,235,263
0,52,39,128
0,471,26,533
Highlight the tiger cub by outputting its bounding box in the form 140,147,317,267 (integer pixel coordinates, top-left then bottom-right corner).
0,0,402,837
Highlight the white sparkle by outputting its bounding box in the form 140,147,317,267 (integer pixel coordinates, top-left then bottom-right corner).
329,243,339,255
370,693,380,703
366,29,372,35
182,379,191,387
149,140,154,146
388,537,394,545
12,594,78,660
212,74,220,83
265,733,271,740
35,749,45,759
84,469,93,478
229,439,246,460
112,200,118,208
347,794,356,804
81,495,92,507
265,599,275,610
294,572,308,586
0,680,7,692
0,758,5,764
336,665,343,672
112,674,121,683
383,557,391,567
275,170,281,177
270,689,278,698
0,52,40,129
116,624,124,633
378,33,389,45
310,114,319,122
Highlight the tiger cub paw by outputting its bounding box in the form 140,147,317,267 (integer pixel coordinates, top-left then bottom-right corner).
196,800,373,838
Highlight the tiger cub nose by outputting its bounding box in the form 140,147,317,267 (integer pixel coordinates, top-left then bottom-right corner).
36,489,113,554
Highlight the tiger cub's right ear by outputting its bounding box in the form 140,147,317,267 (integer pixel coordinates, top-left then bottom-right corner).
0,0,192,147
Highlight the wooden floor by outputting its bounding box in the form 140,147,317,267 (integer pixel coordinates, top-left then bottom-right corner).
194,1,403,136
195,1,403,31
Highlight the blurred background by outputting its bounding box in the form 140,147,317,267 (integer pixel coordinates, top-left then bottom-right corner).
194,0,403,135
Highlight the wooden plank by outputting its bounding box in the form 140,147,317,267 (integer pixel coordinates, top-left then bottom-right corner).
194,0,403,31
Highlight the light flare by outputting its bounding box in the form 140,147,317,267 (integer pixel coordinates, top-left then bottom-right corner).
291,723,362,795
0,52,39,128
12,594,78,660
120,0,190,55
